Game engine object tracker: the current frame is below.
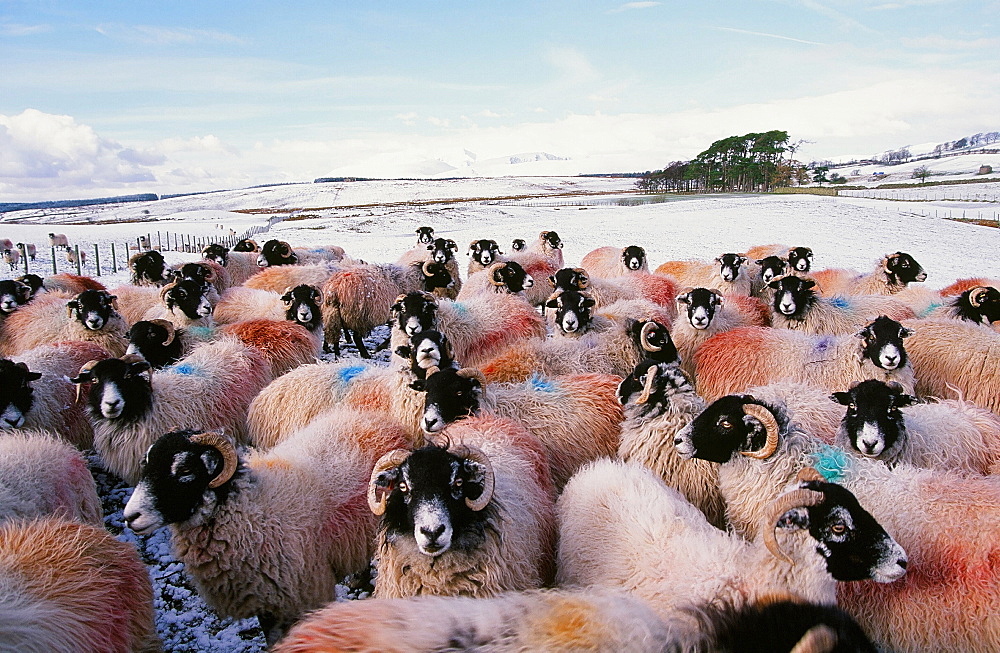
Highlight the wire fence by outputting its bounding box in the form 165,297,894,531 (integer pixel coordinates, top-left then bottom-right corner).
838,188,1000,202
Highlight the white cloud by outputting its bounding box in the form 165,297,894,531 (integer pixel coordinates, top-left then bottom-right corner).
0,23,51,36
94,24,244,45
546,47,600,85
711,26,825,46
608,2,662,13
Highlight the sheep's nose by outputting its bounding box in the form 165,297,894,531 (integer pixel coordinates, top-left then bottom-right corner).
424,416,439,431
420,524,446,543
897,558,908,570
862,438,879,453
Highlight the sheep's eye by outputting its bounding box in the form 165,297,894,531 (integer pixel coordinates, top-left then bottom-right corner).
398,482,408,493
453,478,463,487
830,523,847,535
719,419,733,430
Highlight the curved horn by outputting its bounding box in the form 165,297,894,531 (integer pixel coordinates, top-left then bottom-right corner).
452,445,495,511
573,268,590,289
635,366,659,405
422,259,436,276
159,281,177,303
789,625,838,653
149,319,176,346
66,303,75,318
795,466,826,484
281,286,295,303
455,367,487,386
279,241,292,256
309,286,323,304
640,321,662,352
763,487,826,564
969,286,990,308
73,359,102,402
741,403,781,459
189,431,238,488
424,365,441,377
489,263,507,287
368,449,411,515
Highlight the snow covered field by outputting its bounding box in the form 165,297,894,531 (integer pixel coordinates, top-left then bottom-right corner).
2,176,1000,650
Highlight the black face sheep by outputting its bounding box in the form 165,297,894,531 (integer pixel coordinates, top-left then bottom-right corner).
694,315,916,401
47,232,69,250
415,225,435,244
125,319,186,369
0,517,159,652
930,284,1000,324
0,289,128,358
832,379,1000,474
767,274,916,334
466,238,505,276
124,410,409,645
12,274,42,297
141,278,215,328
3,247,19,271
368,420,555,599
811,252,927,296
656,252,754,296
172,259,230,298
129,249,169,286
394,329,457,379
580,244,649,278
457,260,533,298
557,459,907,626
510,237,526,251
233,238,259,252
398,237,462,298
201,243,261,286
71,336,272,484
675,394,1000,652
0,280,31,316
257,239,298,266
506,230,565,306
547,266,639,307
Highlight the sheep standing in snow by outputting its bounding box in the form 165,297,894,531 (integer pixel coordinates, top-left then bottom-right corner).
506,230,565,307
47,233,69,250
466,238,505,276
0,289,128,358
398,237,462,298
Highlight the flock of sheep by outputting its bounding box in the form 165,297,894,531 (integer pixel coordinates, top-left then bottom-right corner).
1,223,999,652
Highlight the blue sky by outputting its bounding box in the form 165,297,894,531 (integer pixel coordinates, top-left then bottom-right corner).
2,0,998,200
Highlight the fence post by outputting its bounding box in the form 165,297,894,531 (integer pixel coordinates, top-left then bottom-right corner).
158,232,162,250
111,243,118,273
74,245,82,275
52,247,58,275
19,243,28,274
94,244,100,276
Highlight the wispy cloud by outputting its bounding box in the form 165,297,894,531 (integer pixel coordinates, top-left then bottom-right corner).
869,0,953,9
608,2,662,14
0,22,51,36
901,35,1000,50
95,24,245,45
711,26,825,46
546,47,600,85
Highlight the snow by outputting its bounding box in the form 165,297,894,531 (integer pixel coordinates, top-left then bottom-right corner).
3,175,1000,650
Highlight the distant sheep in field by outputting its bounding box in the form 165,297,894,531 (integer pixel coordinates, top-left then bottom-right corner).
15,243,36,262
0,517,159,652
811,252,927,296
3,248,19,271
65,248,86,267
47,233,68,250
0,239,11,252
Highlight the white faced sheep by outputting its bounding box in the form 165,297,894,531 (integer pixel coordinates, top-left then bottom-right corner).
368,416,556,599
557,459,907,628
671,287,772,380
767,275,916,334
0,429,102,525
388,290,547,369
275,589,675,653
47,232,69,250
417,366,624,490
833,379,1000,474
3,247,19,271
811,252,927,296
71,336,272,484
0,238,12,252
581,245,650,277
0,289,128,358
201,243,262,287
322,260,454,358
694,316,916,401
0,517,159,653
901,317,1000,413
124,410,410,645
676,394,1000,652
656,252,754,296
616,359,726,528
506,230,565,306
398,237,463,298
1,341,111,448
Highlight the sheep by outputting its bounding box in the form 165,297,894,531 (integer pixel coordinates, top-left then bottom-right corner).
125,319,193,369
832,379,1000,474
47,233,69,250
398,237,462,298
0,280,31,318
896,317,1000,413
233,238,260,252
0,517,159,652
256,239,346,267
676,394,1000,652
141,278,216,329
466,238,505,276
418,366,624,489
3,247,20,271
212,286,288,324
274,589,675,653
556,459,906,628
0,238,11,252
27,272,105,295
549,266,681,313
137,234,150,250
322,260,454,358
671,287,771,380
124,411,410,644
511,237,526,252
387,290,547,369
580,245,650,277
220,319,319,378
415,226,435,245
694,316,916,401
0,289,128,358
171,259,230,298
393,329,459,380
811,252,927,296
71,336,272,484
244,262,340,293
748,254,788,298
507,230,565,306
65,248,87,267
767,275,917,335
109,283,165,325
544,290,672,340
940,276,1000,296
0,430,102,525
201,243,261,286
616,359,726,528
927,284,1000,325
457,260,534,299
1,341,111,448
745,244,813,273
368,417,556,599
129,250,170,286
656,253,754,296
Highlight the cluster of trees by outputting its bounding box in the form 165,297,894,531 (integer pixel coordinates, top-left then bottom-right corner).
636,130,802,194
931,132,1000,157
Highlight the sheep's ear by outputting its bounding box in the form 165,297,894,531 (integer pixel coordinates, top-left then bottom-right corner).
755,259,765,265
545,297,561,309
582,296,596,309
767,278,782,289
776,506,810,530
900,326,914,338
830,391,852,405
675,292,691,305
394,345,412,358
125,360,152,378
548,275,557,288
801,279,816,290
409,379,426,391
894,393,917,407
373,466,400,491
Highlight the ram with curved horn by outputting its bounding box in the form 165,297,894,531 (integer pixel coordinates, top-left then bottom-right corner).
455,260,533,299
466,238,505,276
556,458,906,630
124,409,408,646
367,419,556,599
925,284,1000,325
397,236,463,299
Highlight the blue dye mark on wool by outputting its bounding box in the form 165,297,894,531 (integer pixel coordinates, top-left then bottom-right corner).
337,364,367,385
527,373,558,393
919,302,942,318
188,326,215,340
829,296,851,310
166,363,202,376
813,335,835,354
452,302,469,316
808,445,853,483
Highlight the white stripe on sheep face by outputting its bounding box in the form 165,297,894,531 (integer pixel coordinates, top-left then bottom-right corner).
100,383,126,419
1,404,25,428
859,422,886,456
